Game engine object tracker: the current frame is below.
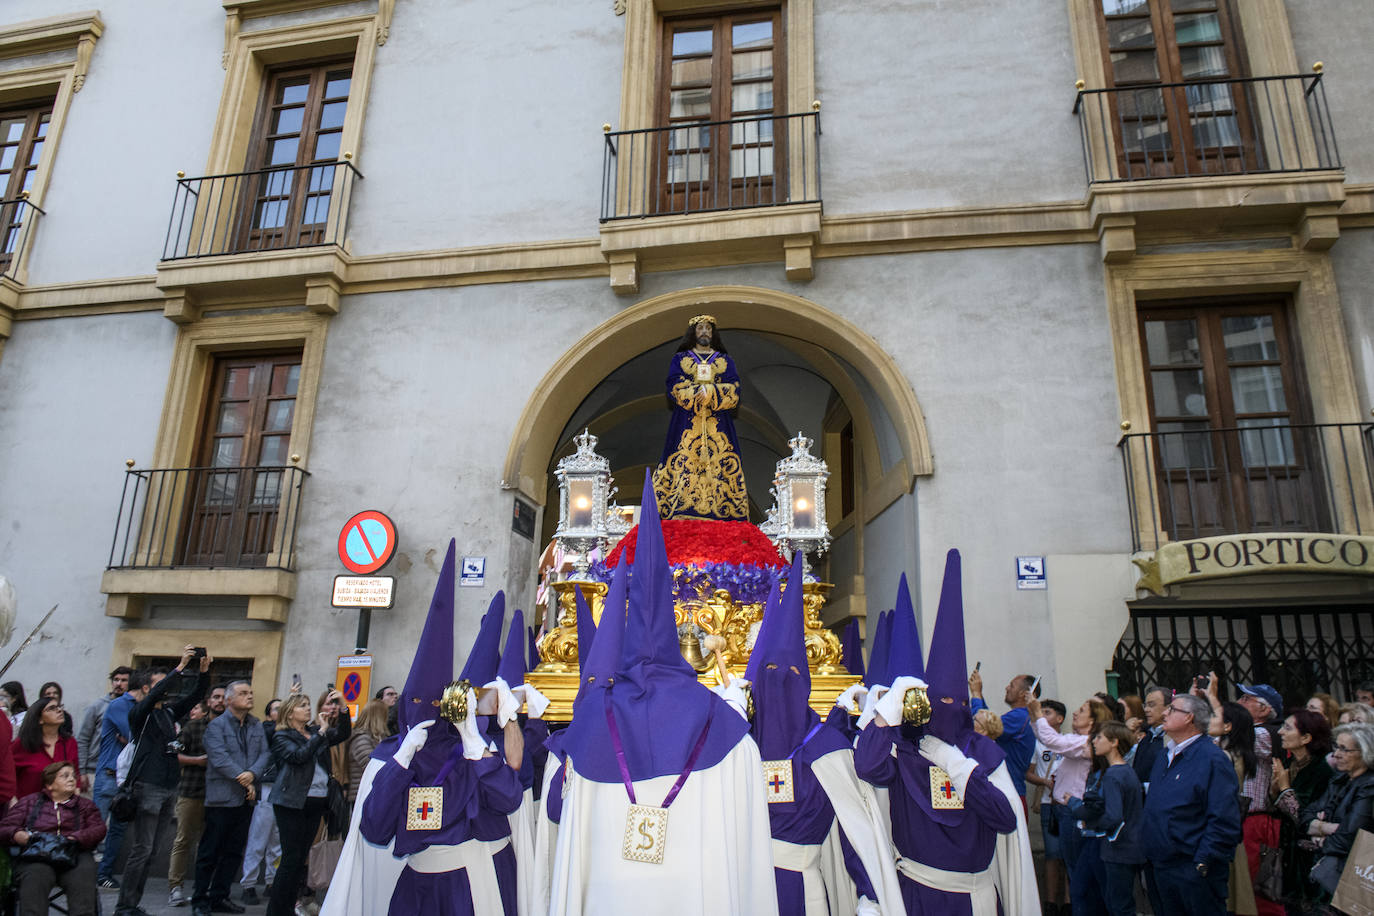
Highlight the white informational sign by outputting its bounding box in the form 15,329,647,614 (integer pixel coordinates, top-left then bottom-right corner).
460,556,486,587
1016,556,1047,590
331,575,396,608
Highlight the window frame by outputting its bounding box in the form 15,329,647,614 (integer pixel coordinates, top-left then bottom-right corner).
1092,0,1257,177
654,8,787,213
238,58,355,251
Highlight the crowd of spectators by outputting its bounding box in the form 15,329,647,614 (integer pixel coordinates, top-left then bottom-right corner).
0,654,400,916
969,665,1374,916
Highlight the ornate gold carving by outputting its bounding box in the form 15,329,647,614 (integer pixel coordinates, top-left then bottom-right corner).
532,575,854,719
653,356,747,521
535,580,606,672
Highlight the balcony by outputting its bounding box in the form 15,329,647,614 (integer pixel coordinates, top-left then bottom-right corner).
154,160,361,322
598,109,823,293
0,196,43,283
101,465,309,623
1119,422,1374,553
1074,73,1340,184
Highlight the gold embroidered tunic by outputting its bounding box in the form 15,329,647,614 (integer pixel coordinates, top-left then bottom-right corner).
652,350,749,521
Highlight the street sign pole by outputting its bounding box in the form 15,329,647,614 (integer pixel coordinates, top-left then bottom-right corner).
355,607,371,654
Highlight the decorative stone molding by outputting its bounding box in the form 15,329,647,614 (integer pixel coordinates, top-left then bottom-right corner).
0,11,104,86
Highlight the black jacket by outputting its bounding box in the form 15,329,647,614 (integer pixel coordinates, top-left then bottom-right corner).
128,669,210,791
1301,768,1374,860
270,715,351,809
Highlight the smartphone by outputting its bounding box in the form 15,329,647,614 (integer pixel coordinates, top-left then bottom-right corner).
191,646,207,660
1029,675,1041,696
291,673,303,691
975,660,981,672
1193,675,1208,690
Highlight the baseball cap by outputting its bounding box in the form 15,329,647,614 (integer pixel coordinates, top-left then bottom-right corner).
1238,683,1283,714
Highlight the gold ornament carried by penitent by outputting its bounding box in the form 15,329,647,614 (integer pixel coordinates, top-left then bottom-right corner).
902,684,932,727
439,679,473,724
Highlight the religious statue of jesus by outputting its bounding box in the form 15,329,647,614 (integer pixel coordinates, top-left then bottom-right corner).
653,314,749,521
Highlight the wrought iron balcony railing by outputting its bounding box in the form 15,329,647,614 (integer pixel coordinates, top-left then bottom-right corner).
1119,422,1374,553
109,465,309,571
1074,73,1340,183
161,159,362,260
0,197,44,282
600,110,821,221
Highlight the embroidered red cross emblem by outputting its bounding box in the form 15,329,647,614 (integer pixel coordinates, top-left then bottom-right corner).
939,780,955,799
416,801,433,820
769,774,787,793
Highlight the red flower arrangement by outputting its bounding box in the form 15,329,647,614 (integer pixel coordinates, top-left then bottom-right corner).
605,519,785,570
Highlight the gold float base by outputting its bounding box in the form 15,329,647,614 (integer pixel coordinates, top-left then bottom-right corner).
526,668,860,723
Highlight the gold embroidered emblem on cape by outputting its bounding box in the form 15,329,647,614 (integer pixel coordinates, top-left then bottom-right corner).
653,354,748,520
407,786,444,830
930,766,963,809
762,759,795,804
622,803,668,864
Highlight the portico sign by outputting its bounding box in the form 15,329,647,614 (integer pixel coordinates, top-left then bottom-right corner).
1133,532,1374,595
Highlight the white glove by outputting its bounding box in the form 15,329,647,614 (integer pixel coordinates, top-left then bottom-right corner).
837,682,868,715
714,679,752,720
856,684,890,730
393,720,435,769
855,897,882,916
481,678,522,727
452,688,491,760
873,676,928,730
512,683,550,719
919,734,978,796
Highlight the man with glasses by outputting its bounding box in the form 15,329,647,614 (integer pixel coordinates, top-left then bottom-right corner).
1141,693,1242,915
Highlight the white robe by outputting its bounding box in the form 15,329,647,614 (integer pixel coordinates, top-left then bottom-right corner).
320,756,536,916
548,736,779,916
811,747,905,916
986,760,1040,916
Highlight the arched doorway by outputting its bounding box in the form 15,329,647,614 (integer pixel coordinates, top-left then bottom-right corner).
503,286,933,637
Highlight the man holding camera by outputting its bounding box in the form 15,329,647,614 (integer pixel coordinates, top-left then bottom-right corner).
114,646,211,916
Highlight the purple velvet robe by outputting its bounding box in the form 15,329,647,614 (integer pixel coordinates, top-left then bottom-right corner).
360,731,523,916
854,724,1017,915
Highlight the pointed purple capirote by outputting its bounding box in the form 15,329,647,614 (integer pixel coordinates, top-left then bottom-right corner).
885,573,925,681
458,590,505,686
620,473,692,677
841,618,865,679
922,549,967,702
561,473,750,783
498,608,527,686
747,552,820,760
399,540,457,731
864,609,893,688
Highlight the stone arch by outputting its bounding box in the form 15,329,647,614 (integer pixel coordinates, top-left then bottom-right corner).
502,285,932,506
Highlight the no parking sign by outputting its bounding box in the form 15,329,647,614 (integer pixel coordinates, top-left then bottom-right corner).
338,510,397,575
336,654,373,721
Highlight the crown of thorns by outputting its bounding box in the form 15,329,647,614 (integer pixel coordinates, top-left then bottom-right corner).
689,314,717,328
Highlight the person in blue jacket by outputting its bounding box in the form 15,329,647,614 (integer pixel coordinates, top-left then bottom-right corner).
1142,692,1242,916
1069,721,1145,916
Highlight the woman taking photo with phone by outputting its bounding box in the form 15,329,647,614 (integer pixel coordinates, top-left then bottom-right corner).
268,689,350,916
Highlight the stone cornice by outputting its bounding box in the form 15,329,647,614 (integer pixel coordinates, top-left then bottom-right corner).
10,181,1374,321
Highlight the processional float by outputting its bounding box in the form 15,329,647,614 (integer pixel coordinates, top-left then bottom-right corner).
527,429,860,720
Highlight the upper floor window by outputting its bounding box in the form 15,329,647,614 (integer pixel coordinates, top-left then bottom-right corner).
0,101,52,269
1138,303,1323,538
1096,0,1253,176
657,9,785,213
241,60,353,250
